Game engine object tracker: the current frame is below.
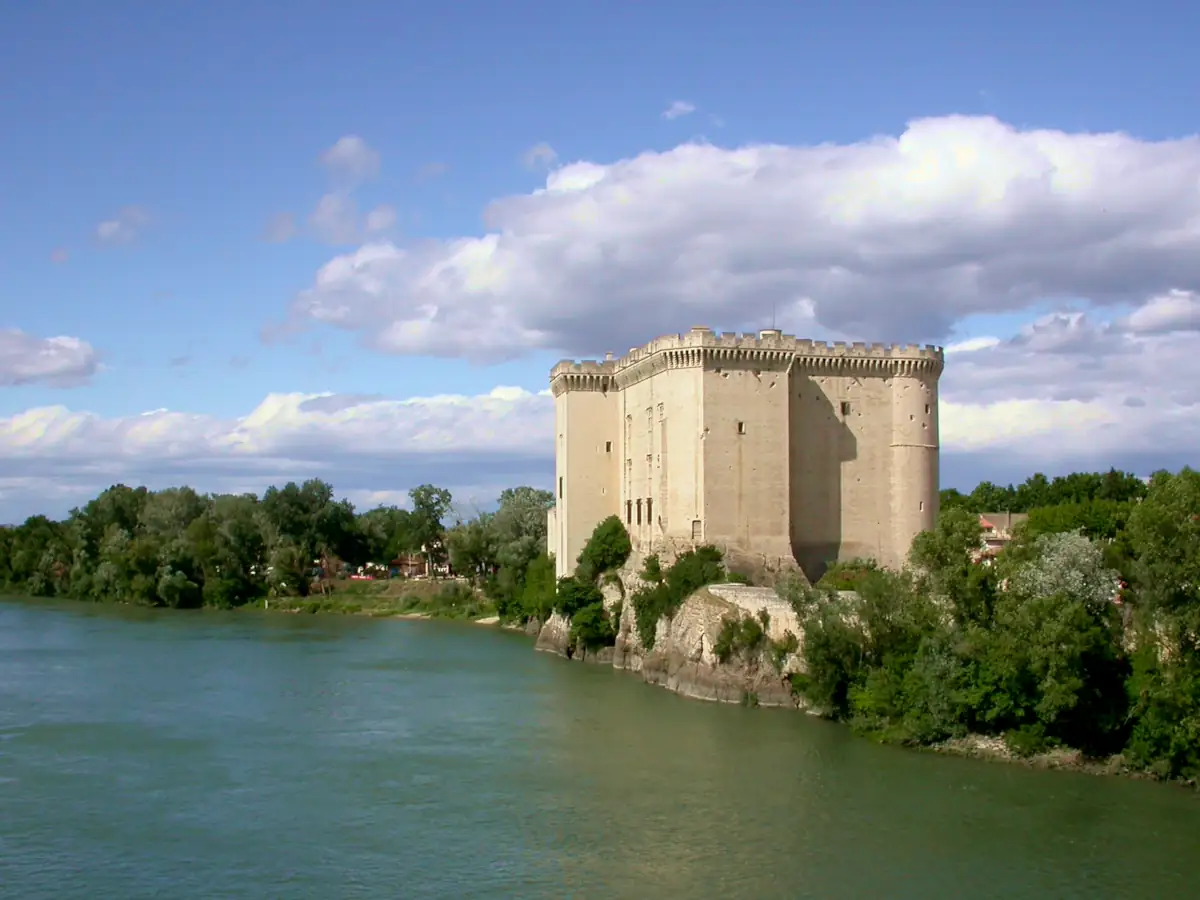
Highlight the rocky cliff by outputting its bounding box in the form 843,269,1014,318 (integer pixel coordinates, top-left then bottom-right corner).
534,576,809,708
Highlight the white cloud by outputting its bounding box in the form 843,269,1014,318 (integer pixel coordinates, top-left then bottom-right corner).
662,100,696,120
284,115,1200,363
521,142,558,170
319,135,380,184
95,206,150,245
0,386,553,523
0,329,100,387
1119,289,1200,334
364,204,397,233
308,192,360,245
262,212,297,243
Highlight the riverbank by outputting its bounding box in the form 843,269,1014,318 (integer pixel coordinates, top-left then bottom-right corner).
0,577,500,624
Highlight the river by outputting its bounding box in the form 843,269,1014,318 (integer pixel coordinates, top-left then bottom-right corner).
0,597,1196,899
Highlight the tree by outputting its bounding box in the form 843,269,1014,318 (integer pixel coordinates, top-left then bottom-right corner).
445,514,500,582
409,484,453,566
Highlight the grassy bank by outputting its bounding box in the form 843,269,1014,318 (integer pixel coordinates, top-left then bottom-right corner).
241,578,498,620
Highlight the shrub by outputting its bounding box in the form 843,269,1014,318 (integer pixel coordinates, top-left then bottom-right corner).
816,558,879,591
630,545,726,649
554,575,603,617
569,600,619,651
713,611,769,664
575,516,631,583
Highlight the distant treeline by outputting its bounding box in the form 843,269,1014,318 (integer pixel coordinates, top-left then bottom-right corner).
0,480,558,621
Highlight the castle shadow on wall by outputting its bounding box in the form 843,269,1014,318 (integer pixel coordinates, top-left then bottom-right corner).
789,374,857,584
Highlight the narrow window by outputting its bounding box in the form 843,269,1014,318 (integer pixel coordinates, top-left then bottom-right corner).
636,499,642,525
558,476,563,499
841,401,851,416
925,404,930,415
691,519,702,540
646,498,653,524
626,500,632,524
736,421,746,435
605,441,612,453
919,501,925,512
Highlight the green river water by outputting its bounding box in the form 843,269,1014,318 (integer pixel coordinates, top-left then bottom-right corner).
1,597,1197,899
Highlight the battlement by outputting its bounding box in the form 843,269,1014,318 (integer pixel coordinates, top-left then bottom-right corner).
551,326,944,391
550,359,618,379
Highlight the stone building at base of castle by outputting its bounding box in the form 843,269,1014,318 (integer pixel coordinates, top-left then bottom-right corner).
547,326,944,584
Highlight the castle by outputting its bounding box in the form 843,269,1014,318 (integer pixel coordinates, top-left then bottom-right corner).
546,326,944,583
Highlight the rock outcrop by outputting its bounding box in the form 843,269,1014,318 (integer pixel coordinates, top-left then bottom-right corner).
534,574,810,708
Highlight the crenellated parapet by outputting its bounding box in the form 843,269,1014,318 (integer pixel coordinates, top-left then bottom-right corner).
552,326,944,392
550,359,617,397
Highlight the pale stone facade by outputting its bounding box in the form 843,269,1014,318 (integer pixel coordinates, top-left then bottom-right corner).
547,326,944,582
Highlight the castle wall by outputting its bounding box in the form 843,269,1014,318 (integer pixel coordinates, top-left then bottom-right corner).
618,365,704,553
554,382,619,579
701,359,793,560
788,369,896,581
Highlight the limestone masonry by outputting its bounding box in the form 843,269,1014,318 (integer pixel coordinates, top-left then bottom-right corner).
546,326,944,582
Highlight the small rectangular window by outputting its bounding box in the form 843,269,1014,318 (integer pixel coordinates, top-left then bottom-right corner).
626,500,632,524
636,499,642,525
605,441,612,453
691,519,702,540
840,401,851,416
919,500,925,512
925,404,930,415
736,421,746,434
646,498,653,523
558,476,563,499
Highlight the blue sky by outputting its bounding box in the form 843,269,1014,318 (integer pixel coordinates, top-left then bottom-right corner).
2,0,1199,521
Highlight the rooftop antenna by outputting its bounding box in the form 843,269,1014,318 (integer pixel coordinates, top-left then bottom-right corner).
771,302,777,330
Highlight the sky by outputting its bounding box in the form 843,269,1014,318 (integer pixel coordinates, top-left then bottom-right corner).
2,0,1199,523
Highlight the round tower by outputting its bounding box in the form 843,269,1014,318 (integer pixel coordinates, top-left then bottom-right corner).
888,349,943,569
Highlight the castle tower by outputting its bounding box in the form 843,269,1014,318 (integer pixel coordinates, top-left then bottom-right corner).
549,360,620,579
888,350,943,570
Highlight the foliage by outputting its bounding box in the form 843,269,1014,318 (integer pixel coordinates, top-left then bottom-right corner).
575,515,632,584
0,477,559,619
939,469,1148,515
569,600,621,651
713,609,773,664
509,553,556,623
785,521,1133,756
816,557,880,591
630,545,726,649
554,575,604,617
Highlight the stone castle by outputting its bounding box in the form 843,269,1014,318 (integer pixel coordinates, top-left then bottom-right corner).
546,326,944,583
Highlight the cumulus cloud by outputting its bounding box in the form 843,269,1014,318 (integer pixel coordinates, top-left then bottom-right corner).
5,294,1199,523
95,206,150,245
0,387,552,522
0,329,100,387
319,135,380,185
521,142,558,170
283,115,1200,362
262,212,297,243
1118,289,1200,334
662,100,696,120
364,204,397,233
